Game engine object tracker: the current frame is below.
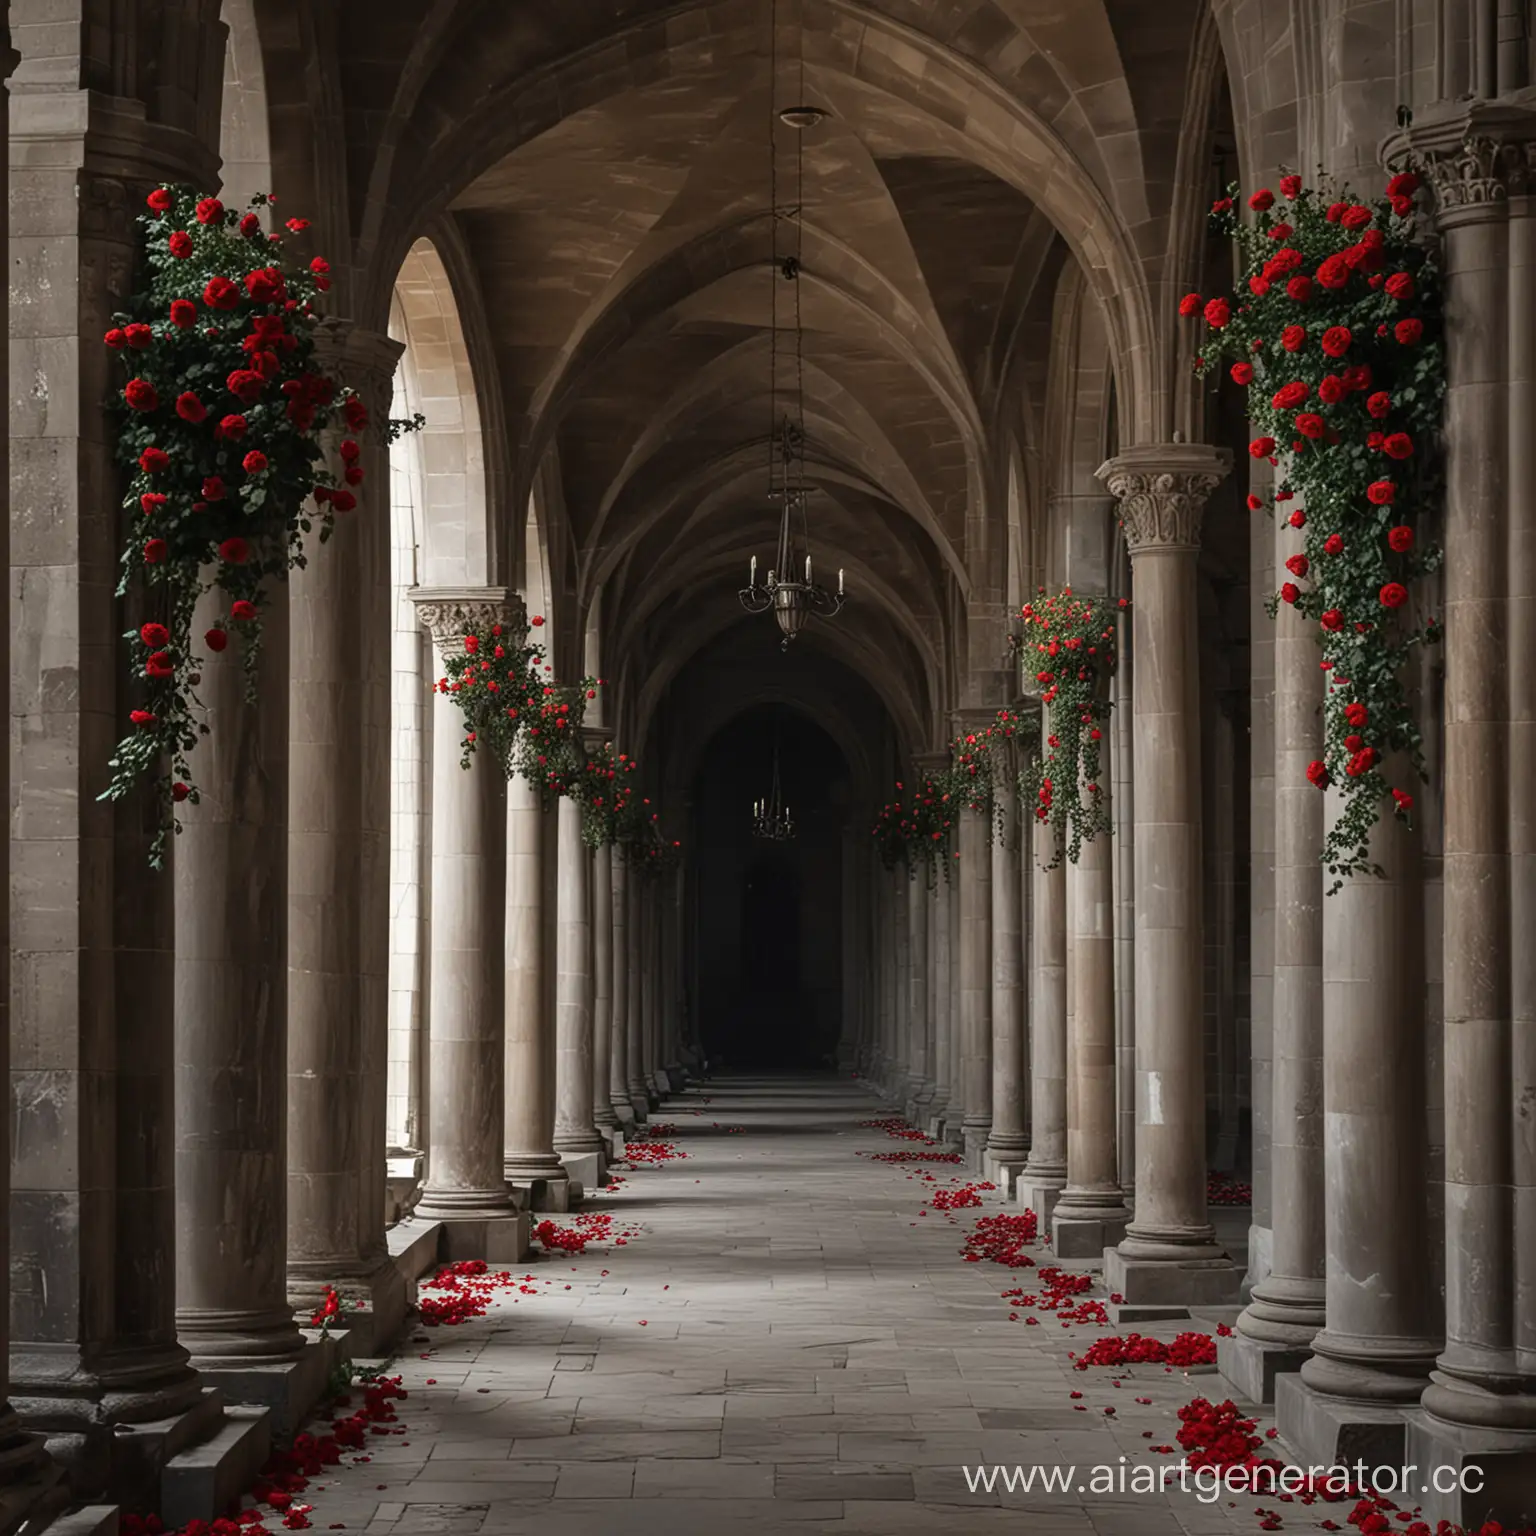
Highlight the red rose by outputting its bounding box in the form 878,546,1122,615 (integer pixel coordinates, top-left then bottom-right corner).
1203,298,1230,328
1306,760,1329,789
1272,381,1309,410
1285,553,1309,577
195,197,224,225
309,256,330,275
1249,436,1276,459
124,378,158,412
203,275,240,310
1178,292,1202,317
217,413,248,439
1341,364,1373,391
1364,391,1391,420
1324,534,1344,555
1385,272,1414,301
226,369,265,403
1286,275,1313,302
124,323,153,349
145,649,174,679
203,476,226,501
1230,362,1254,385
172,782,191,802
139,446,169,473
339,438,362,463
104,328,126,349
1383,432,1414,459
329,489,357,512
1281,324,1306,352
342,398,369,432
1315,254,1350,289
231,599,258,621
140,493,166,515
464,634,480,655
1211,196,1233,213
531,614,546,627
1280,174,1303,198
1345,701,1369,727
1268,223,1294,242
1249,189,1275,211
285,217,310,233
130,709,157,726
1320,325,1352,357
1347,747,1378,777
1320,608,1344,631
1246,494,1263,510
1368,431,1385,450
1248,275,1271,296
242,450,268,474
1392,787,1414,812
218,536,249,565
240,212,262,237
169,298,197,329
1288,509,1306,528
1367,480,1397,505
1342,204,1372,230
1380,581,1408,608
1280,581,1300,605
1387,171,1419,198
167,230,193,259
204,627,228,653
1295,412,1325,439
344,465,364,486
1391,194,1414,215
146,188,174,214
140,622,170,648
1388,525,1414,552
245,267,286,304
1395,317,1424,345
175,391,207,423
1317,374,1344,403
144,538,168,564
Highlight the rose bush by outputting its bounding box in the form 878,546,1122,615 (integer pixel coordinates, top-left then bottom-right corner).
1182,170,1443,888
102,185,422,865
872,773,959,877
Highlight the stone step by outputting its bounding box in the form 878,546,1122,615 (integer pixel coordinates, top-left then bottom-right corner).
160,1406,270,1531
34,1506,118,1536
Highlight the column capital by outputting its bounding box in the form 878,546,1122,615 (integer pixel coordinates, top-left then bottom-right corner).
579,724,614,756
410,586,524,655
951,705,1005,735
1388,99,1536,221
1096,444,1231,555
913,751,950,777
312,318,406,402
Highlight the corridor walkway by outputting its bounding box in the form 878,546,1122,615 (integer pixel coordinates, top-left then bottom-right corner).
346,1077,1273,1536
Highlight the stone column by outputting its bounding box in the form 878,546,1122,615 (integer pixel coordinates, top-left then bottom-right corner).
1400,113,1536,1512
985,798,1029,1190
1111,624,1138,1202
1051,779,1130,1257
286,325,405,1350
942,874,965,1137
956,796,993,1167
626,871,650,1117
554,793,606,1188
1020,814,1068,1222
1224,489,1326,1403
924,865,953,1134
610,850,636,1125
592,837,619,1142
889,869,911,1103
904,873,932,1118
504,772,569,1210
11,87,221,1485
411,590,525,1260
1099,444,1239,1313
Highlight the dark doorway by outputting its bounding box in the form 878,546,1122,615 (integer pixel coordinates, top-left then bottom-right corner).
688,706,847,1070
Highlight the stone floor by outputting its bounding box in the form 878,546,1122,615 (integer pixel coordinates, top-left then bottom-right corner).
314,1075,1283,1536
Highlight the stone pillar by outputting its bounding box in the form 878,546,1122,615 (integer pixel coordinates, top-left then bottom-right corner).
1397,112,1536,1516
985,798,1029,1191
904,874,932,1118
1111,618,1138,1202
410,590,526,1260
10,83,221,1489
942,874,965,1137
1224,489,1326,1403
609,850,637,1125
591,837,619,1142
924,864,953,1134
889,870,911,1103
1099,445,1240,1314
957,801,993,1167
286,325,405,1351
554,794,605,1189
1020,816,1068,1222
625,870,650,1117
1051,778,1130,1257
504,772,569,1211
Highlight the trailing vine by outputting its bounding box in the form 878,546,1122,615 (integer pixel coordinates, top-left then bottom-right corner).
1182,169,1443,889
100,184,421,864
872,775,960,879
580,742,639,850
1013,588,1121,866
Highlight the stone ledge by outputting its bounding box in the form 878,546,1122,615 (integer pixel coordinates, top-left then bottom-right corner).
1217,1330,1310,1406
386,1217,444,1291
1405,1407,1536,1530
434,1213,530,1265
196,1341,331,1444
160,1406,269,1530
1275,1373,1409,1476
33,1506,117,1536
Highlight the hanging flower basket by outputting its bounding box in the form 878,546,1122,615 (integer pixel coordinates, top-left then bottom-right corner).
580,742,639,849
100,185,420,866
1181,169,1443,889
872,774,959,879
1014,589,1120,865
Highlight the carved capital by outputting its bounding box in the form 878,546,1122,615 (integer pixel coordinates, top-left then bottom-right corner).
312,319,405,412
409,586,524,656
1097,444,1231,555
912,751,950,778
1390,100,1536,220
579,723,613,756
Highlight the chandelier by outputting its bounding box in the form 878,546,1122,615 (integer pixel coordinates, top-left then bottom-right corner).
738,0,846,648
752,732,795,841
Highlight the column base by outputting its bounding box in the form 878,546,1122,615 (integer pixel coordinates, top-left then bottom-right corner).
1102,1239,1242,1321
600,1127,625,1162
962,1124,991,1171
169,1309,308,1374
983,1142,1029,1197
414,1185,520,1223
1220,1278,1326,1404
627,1088,650,1122
1275,1373,1414,1478
195,1338,330,1442
612,1096,637,1129
384,1151,424,1225
1219,1331,1312,1406
160,1401,271,1530
433,1212,531,1265
652,1068,672,1095
1051,1192,1130,1259
287,1254,408,1359
1404,1406,1536,1529
922,1093,950,1139
558,1151,604,1198
1017,1163,1066,1228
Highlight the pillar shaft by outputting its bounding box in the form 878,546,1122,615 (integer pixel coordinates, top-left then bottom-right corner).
957,810,993,1163
1021,818,1067,1198
926,867,952,1127
592,839,619,1132
987,805,1028,1168
554,796,602,1155
906,875,932,1110
626,871,649,1116
609,851,635,1122
413,592,517,1219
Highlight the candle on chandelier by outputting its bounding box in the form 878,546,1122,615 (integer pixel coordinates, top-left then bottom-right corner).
750,554,757,586
805,554,812,582
837,567,844,595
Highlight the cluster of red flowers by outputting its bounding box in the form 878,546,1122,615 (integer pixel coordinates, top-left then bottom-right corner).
1207,1172,1254,1206
865,1149,964,1165
1184,170,1442,889
416,1259,505,1327
105,186,385,863
858,1116,939,1144
928,1182,992,1211
959,1210,1039,1268
615,1139,686,1167
1000,1266,1108,1327
1176,1395,1276,1473
871,773,958,875
1015,590,1123,864
308,1287,341,1333
532,1212,616,1254
1073,1331,1217,1370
